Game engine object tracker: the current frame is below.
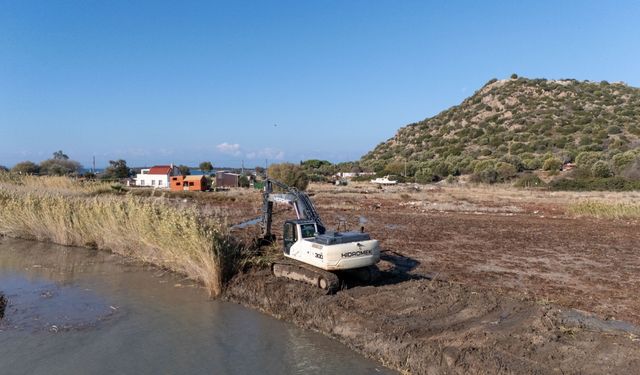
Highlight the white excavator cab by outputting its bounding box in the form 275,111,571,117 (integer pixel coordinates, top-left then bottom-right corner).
283,220,317,255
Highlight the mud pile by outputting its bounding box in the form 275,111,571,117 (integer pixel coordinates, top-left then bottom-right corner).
224,270,640,374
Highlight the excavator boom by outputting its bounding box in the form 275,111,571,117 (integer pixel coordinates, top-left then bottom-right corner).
261,179,326,240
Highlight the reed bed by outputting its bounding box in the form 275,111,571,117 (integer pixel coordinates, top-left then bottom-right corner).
0,173,242,296
0,173,112,196
568,201,640,220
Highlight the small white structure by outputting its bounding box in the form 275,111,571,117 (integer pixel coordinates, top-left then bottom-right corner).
370,176,398,185
335,172,375,179
135,164,180,188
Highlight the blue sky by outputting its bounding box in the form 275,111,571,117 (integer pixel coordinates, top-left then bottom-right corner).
1,1,639,168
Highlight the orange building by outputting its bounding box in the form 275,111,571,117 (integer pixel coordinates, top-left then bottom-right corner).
170,175,208,192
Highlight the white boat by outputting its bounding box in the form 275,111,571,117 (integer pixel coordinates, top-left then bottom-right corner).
370,176,398,185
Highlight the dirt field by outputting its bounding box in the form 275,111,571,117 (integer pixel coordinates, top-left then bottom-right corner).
309,183,640,325
221,182,640,374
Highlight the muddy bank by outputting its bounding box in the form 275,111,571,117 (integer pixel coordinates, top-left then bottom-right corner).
224,269,640,374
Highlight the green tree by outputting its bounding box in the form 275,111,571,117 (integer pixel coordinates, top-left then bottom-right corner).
40,159,82,175
199,161,213,173
238,175,250,188
0,165,8,172
267,163,309,190
40,152,82,176
11,161,40,175
384,161,405,176
178,165,191,176
104,159,130,179
53,150,69,160
301,159,332,170
415,168,435,184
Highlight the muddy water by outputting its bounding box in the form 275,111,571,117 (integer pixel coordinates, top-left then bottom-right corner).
0,238,394,375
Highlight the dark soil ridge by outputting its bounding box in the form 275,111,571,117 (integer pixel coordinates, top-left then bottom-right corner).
223,269,640,375
0,291,6,319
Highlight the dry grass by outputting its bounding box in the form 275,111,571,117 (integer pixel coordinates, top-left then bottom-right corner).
0,172,243,296
0,173,111,196
310,181,640,210
568,201,640,220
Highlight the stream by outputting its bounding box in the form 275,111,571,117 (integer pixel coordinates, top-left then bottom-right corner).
0,237,394,375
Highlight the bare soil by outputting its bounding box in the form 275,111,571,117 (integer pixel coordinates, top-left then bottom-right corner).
310,184,640,325
225,268,640,374
221,183,640,374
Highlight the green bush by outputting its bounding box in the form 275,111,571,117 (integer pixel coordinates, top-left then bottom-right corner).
415,168,436,184
607,125,622,134
495,162,517,180
575,151,603,169
522,158,542,170
514,174,546,188
473,159,496,173
470,168,499,184
591,160,612,178
500,155,524,172
612,151,637,174
550,177,640,191
542,157,562,171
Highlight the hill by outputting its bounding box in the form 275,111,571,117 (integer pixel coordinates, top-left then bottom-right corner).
361,76,640,184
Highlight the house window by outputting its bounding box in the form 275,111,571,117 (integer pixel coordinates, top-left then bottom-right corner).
140,180,144,186
158,180,163,186
176,182,181,186
189,182,194,186
152,180,155,186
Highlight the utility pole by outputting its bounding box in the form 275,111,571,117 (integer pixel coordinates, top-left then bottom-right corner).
241,160,245,175
92,156,96,174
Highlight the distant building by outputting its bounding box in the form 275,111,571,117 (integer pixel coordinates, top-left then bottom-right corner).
170,175,208,192
215,171,240,188
135,165,180,188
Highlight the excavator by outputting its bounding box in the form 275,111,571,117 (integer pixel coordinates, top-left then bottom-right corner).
260,178,381,293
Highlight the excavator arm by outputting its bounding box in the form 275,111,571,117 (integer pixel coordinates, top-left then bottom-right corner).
261,178,326,240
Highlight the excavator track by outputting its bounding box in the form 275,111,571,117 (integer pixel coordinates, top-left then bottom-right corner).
272,260,341,294
344,265,381,283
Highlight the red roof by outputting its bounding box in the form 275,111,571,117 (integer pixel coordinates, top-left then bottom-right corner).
148,165,172,175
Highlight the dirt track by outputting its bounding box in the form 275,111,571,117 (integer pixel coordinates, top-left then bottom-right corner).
222,183,640,374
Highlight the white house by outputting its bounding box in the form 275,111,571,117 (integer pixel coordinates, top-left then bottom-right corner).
135,165,180,188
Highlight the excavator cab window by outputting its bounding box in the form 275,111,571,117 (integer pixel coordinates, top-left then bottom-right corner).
283,222,297,255
300,224,317,239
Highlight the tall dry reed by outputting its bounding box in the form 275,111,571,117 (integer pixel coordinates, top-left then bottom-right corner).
0,173,242,296
568,201,640,220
